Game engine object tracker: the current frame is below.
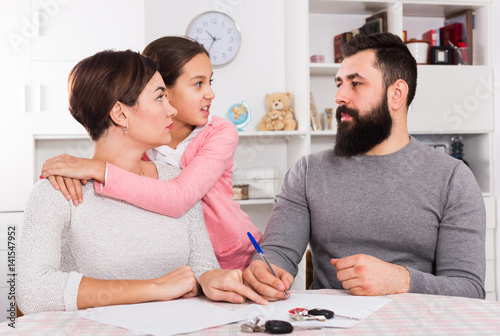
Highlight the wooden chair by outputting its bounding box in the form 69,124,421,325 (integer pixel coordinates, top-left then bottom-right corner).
15,300,23,318
305,249,313,289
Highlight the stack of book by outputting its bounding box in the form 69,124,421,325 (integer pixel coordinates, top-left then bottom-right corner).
333,11,388,63
422,9,474,64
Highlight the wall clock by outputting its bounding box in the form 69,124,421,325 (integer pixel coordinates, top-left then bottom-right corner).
187,11,241,66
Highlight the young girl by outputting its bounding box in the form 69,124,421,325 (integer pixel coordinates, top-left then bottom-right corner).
41,36,263,271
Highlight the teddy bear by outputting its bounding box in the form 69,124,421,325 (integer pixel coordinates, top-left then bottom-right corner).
257,91,297,131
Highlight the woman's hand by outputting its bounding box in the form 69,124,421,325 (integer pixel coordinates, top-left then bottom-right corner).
151,266,200,301
77,266,200,309
199,269,268,305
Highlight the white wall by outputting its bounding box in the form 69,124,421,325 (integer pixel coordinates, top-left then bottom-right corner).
144,0,287,131
492,0,500,299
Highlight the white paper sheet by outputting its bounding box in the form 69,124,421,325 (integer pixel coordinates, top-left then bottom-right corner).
85,297,251,336
84,292,391,335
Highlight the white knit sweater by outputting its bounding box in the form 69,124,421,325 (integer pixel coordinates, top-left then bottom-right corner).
17,162,220,315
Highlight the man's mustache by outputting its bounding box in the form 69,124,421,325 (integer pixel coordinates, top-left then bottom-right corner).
336,105,359,120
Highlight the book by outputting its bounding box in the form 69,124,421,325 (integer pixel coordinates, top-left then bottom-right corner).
422,29,440,46
445,9,474,64
422,29,440,64
359,18,382,35
439,22,463,64
333,32,353,63
309,92,322,131
439,22,463,47
365,11,388,33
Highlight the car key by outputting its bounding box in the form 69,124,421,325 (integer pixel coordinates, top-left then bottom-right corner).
265,320,294,334
290,314,326,321
308,308,334,319
242,317,294,334
309,308,361,320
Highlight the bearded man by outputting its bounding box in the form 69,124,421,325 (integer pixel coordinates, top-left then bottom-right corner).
243,33,486,300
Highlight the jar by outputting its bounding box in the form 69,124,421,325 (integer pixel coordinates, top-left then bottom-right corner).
324,108,334,130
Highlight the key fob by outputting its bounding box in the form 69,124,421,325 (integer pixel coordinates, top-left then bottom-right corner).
265,320,294,334
308,308,334,319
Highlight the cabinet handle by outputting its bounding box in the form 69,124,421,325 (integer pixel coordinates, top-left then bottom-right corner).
40,84,47,112
30,83,41,113
24,84,32,113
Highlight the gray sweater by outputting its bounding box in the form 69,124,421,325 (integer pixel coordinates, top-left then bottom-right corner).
259,137,486,299
17,162,220,314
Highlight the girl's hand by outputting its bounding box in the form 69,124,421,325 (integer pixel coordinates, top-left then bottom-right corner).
41,154,106,181
47,175,87,206
151,266,200,301
41,154,106,205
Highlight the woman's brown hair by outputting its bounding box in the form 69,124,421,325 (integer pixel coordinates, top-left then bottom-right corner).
68,49,158,140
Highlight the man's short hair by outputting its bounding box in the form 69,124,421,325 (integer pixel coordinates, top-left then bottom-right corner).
342,33,417,108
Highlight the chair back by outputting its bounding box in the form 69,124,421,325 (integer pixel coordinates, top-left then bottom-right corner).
305,249,313,289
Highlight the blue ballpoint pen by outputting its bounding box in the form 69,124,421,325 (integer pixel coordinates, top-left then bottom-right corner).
247,232,290,298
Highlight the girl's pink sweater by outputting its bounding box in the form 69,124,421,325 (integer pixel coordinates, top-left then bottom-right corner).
94,116,262,270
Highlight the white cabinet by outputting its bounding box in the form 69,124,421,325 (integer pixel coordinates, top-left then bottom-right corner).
31,60,86,135
29,0,146,135
1,0,147,208
30,0,145,62
408,66,493,133
0,113,34,212
0,1,33,212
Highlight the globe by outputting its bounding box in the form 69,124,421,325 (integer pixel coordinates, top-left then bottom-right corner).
227,101,251,131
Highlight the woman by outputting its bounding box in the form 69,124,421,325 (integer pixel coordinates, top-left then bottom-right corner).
41,36,263,271
18,50,266,315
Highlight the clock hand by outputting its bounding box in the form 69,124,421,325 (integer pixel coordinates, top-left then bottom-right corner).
207,38,215,52
205,30,219,52
205,30,217,42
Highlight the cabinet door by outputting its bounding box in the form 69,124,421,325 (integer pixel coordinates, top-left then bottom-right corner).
31,60,86,135
31,0,145,61
0,0,34,212
0,110,33,212
408,66,494,133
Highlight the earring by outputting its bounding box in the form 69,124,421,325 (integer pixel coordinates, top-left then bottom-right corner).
123,125,128,134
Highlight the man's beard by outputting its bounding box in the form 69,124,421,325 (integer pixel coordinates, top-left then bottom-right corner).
333,93,393,157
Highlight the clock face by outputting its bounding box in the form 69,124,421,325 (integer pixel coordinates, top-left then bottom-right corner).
187,11,241,66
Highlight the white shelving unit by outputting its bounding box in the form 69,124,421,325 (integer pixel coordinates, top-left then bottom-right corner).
265,0,495,298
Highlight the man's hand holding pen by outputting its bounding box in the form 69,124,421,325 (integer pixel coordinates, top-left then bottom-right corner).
242,260,294,301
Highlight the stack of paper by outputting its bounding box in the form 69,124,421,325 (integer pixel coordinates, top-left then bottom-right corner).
85,292,391,335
